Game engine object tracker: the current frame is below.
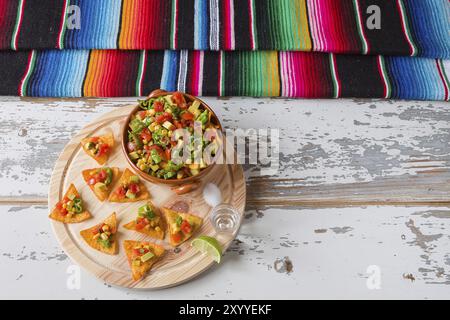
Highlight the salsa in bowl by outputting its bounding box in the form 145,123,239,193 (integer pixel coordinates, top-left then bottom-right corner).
122,90,223,185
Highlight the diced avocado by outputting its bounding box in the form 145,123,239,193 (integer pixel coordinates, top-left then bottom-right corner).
129,118,145,133
141,251,155,262
150,164,160,172
190,169,200,176
143,116,153,126
138,204,150,215
94,182,107,193
164,95,175,106
176,216,183,226
196,109,209,125
162,121,174,130
139,204,156,219
129,175,140,183
188,100,201,115
171,222,181,233
129,151,140,160
72,198,83,213
125,190,136,199
129,132,143,149
151,149,162,164
163,171,176,179
138,163,148,172
97,238,111,248
132,259,141,267
104,168,113,185
84,142,95,150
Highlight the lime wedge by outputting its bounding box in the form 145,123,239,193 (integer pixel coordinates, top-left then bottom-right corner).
191,235,222,263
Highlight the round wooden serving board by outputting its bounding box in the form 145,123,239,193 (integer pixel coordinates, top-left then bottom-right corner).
48,105,246,289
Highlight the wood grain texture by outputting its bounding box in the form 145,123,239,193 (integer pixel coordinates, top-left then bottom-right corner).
48,105,246,288
1,97,449,298
0,97,449,207
2,204,449,299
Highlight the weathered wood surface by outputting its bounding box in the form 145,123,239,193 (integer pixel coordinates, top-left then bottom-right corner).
0,97,449,299
1,205,449,299
0,97,449,207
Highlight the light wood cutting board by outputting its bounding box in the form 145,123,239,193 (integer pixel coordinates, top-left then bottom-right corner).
48,105,246,289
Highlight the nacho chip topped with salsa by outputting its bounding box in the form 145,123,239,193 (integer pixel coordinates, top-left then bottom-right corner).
123,201,165,240
82,167,120,202
123,240,165,281
49,184,91,223
162,207,203,247
80,212,118,255
108,169,150,202
81,134,114,165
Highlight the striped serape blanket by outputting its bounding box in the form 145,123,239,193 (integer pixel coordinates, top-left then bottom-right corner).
0,0,448,99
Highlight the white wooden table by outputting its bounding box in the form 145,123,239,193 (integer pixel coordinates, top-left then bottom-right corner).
0,97,449,299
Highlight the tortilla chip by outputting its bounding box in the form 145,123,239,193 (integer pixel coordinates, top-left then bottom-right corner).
80,213,118,255
123,201,165,240
80,134,115,165
123,240,165,281
49,184,91,223
162,207,203,247
82,167,121,201
108,168,150,202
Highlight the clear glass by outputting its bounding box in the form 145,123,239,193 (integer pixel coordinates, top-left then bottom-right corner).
210,203,240,234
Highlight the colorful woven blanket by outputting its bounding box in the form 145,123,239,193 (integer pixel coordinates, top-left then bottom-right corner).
0,0,448,100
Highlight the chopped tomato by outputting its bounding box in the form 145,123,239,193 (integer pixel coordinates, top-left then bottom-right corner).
155,114,166,124
163,112,173,121
140,128,152,141
179,102,188,110
156,112,173,124
116,186,126,198
93,223,104,235
181,220,192,234
148,145,163,152
171,232,182,243
173,120,183,129
90,137,100,143
172,92,185,106
148,144,164,158
97,143,110,156
129,183,140,194
181,112,194,121
154,101,164,112
135,223,144,230
56,201,68,216
165,148,171,160
135,217,148,230
133,248,141,256
137,110,147,119
98,170,107,181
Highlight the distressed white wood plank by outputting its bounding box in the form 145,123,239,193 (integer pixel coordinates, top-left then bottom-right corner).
0,97,449,203
1,205,449,299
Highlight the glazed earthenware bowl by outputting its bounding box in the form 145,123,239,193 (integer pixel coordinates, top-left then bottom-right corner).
121,89,223,188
